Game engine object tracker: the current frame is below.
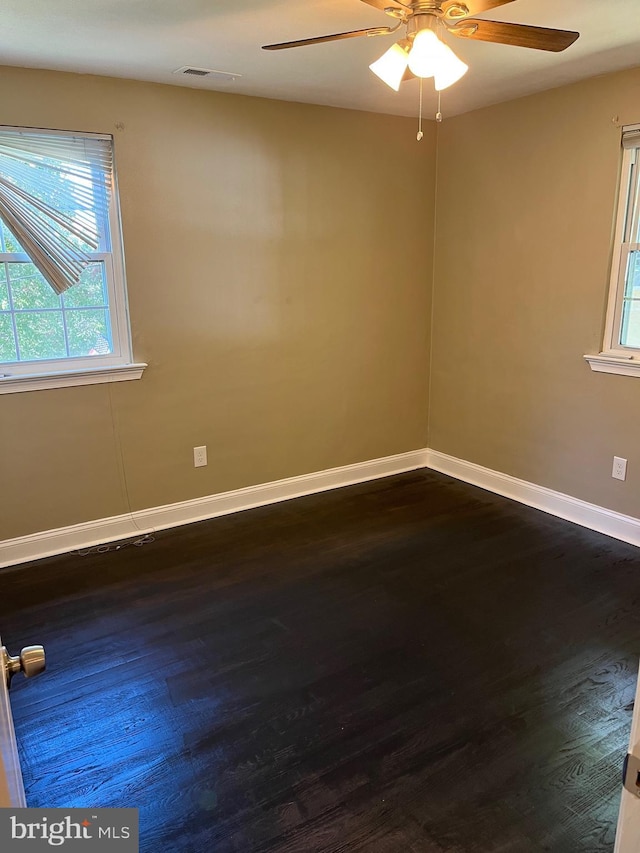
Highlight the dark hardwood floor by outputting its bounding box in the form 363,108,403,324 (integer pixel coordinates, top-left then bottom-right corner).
2,469,639,852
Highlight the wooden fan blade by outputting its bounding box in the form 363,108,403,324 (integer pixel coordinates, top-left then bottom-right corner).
442,0,516,18
360,0,407,11
450,19,579,52
262,27,393,50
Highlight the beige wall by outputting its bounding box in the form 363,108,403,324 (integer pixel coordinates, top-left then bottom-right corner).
0,67,435,541
5,62,639,545
430,67,640,518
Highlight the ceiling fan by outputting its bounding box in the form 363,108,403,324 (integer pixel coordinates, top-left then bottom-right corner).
263,1,579,94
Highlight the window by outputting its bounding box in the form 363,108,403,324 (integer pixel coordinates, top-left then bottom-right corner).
0,126,144,393
586,124,640,376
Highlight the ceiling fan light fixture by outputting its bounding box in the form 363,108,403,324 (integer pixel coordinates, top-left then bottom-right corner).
369,42,410,91
433,44,468,90
406,28,441,78
406,27,468,90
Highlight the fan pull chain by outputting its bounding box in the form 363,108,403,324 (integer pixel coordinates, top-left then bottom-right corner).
417,84,444,140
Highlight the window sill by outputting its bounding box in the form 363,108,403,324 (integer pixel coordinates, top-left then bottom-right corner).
584,353,640,377
0,362,147,394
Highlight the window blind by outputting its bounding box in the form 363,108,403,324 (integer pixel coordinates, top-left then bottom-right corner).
622,125,640,150
0,129,113,295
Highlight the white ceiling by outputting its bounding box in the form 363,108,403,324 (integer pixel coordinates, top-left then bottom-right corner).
1,0,639,118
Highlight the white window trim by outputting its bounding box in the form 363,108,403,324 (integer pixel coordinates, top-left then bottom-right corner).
0,127,142,391
0,362,147,394
585,123,640,377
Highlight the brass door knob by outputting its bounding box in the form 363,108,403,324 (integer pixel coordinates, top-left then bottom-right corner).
2,645,46,688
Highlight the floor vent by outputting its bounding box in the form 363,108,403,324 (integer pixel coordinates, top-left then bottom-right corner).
173,67,242,82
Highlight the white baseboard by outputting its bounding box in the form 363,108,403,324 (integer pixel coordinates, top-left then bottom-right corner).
0,514,151,571
426,449,640,548
0,449,429,568
3,446,639,569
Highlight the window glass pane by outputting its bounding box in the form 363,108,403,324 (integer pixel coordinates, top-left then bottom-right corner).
0,265,8,310
620,251,640,347
0,313,17,361
66,309,112,357
62,263,108,308
620,301,640,348
1,222,25,253
631,159,640,244
15,311,66,361
623,250,640,300
0,260,116,366
8,263,61,310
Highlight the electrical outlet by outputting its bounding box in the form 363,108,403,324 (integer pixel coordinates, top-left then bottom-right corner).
612,456,627,481
193,446,207,468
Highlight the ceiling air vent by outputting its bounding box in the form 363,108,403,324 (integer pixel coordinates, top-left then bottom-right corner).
173,67,242,82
